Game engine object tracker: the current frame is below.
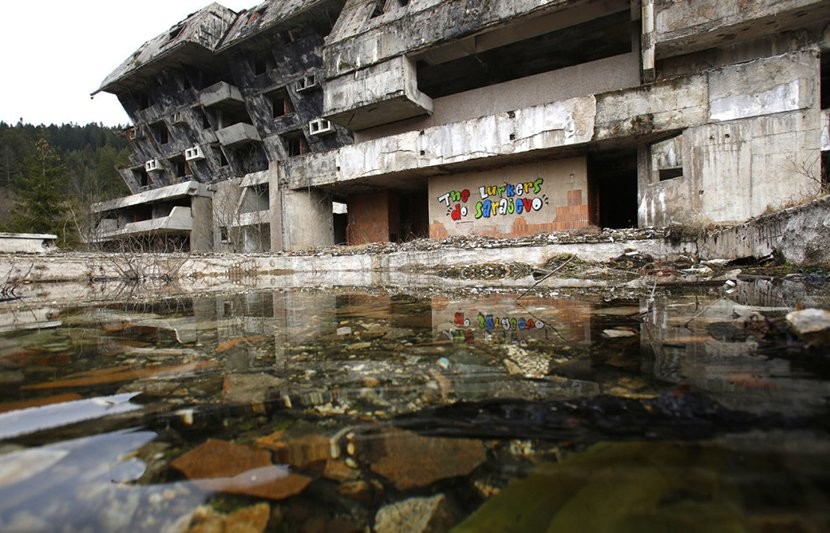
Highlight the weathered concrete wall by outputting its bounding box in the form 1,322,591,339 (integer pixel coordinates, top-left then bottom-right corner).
637,49,823,226
428,158,588,239
280,188,334,251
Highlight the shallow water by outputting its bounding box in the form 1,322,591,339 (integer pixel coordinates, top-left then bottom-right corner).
0,280,829,531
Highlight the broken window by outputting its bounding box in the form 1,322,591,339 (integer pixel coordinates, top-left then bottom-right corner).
284,132,309,156
219,226,231,243
150,121,170,145
650,135,684,182
266,88,294,118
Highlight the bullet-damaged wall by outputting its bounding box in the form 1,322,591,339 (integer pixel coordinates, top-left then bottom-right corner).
428,157,588,239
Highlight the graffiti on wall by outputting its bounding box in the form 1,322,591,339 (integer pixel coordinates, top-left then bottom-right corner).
436,179,549,221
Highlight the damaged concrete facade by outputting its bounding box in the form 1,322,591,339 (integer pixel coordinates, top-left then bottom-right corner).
93,0,830,251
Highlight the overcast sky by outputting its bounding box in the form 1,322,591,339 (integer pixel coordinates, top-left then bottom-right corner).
0,0,255,127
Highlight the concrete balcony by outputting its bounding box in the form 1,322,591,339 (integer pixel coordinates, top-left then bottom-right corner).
324,56,433,131
236,210,270,228
200,81,244,108
94,206,193,240
216,122,261,147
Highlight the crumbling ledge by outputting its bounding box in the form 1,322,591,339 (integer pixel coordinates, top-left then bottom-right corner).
692,195,830,266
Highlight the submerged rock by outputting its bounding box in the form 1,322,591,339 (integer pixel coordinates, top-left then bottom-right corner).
786,308,830,346
170,439,311,501
374,494,454,533
362,428,486,490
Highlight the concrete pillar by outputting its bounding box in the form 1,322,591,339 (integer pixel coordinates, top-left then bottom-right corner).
279,188,334,251
190,196,213,252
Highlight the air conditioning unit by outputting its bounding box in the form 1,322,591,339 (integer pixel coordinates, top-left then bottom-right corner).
172,111,188,125
308,118,334,137
185,145,205,161
296,74,319,93
145,159,162,172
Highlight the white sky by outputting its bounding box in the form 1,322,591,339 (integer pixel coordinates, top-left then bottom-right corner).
0,0,255,127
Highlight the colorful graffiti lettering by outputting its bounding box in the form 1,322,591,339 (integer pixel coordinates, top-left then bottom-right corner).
436,179,548,221
444,312,547,344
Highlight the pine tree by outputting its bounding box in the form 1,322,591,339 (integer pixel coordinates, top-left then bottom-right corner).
10,138,75,247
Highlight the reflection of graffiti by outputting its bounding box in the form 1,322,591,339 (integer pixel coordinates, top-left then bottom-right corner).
455,312,545,331
437,179,549,222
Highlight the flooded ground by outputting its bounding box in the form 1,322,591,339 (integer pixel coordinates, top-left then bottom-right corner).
1,275,829,531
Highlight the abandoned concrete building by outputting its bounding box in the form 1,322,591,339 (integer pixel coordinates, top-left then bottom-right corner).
91,0,830,252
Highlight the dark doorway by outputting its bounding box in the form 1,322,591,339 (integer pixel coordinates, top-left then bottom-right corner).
588,149,638,229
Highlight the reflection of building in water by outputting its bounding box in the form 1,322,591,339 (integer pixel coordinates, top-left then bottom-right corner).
645,295,830,416
91,0,830,252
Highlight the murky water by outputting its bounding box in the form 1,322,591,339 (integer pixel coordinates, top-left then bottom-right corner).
1,280,829,531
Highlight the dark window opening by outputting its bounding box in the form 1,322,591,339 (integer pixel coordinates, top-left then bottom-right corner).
398,190,429,241
588,149,638,229
333,201,348,244
284,133,309,156
133,168,151,188
821,52,829,110
417,10,631,98
150,121,170,144
252,52,273,77
213,146,229,167
171,155,190,179
659,168,683,181
267,88,294,118
220,226,230,243
370,1,384,18
214,102,253,128
199,107,212,129
822,151,829,190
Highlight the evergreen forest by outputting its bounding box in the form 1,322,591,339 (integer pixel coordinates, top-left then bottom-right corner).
0,121,130,248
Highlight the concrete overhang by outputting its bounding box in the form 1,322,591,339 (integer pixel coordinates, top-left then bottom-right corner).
93,3,239,96
95,207,194,241
92,181,210,214
652,0,830,60
217,0,345,52
200,81,245,108
216,123,262,146
323,56,433,131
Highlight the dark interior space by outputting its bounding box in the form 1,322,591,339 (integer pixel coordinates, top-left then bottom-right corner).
417,11,631,98
588,149,638,229
398,190,429,241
